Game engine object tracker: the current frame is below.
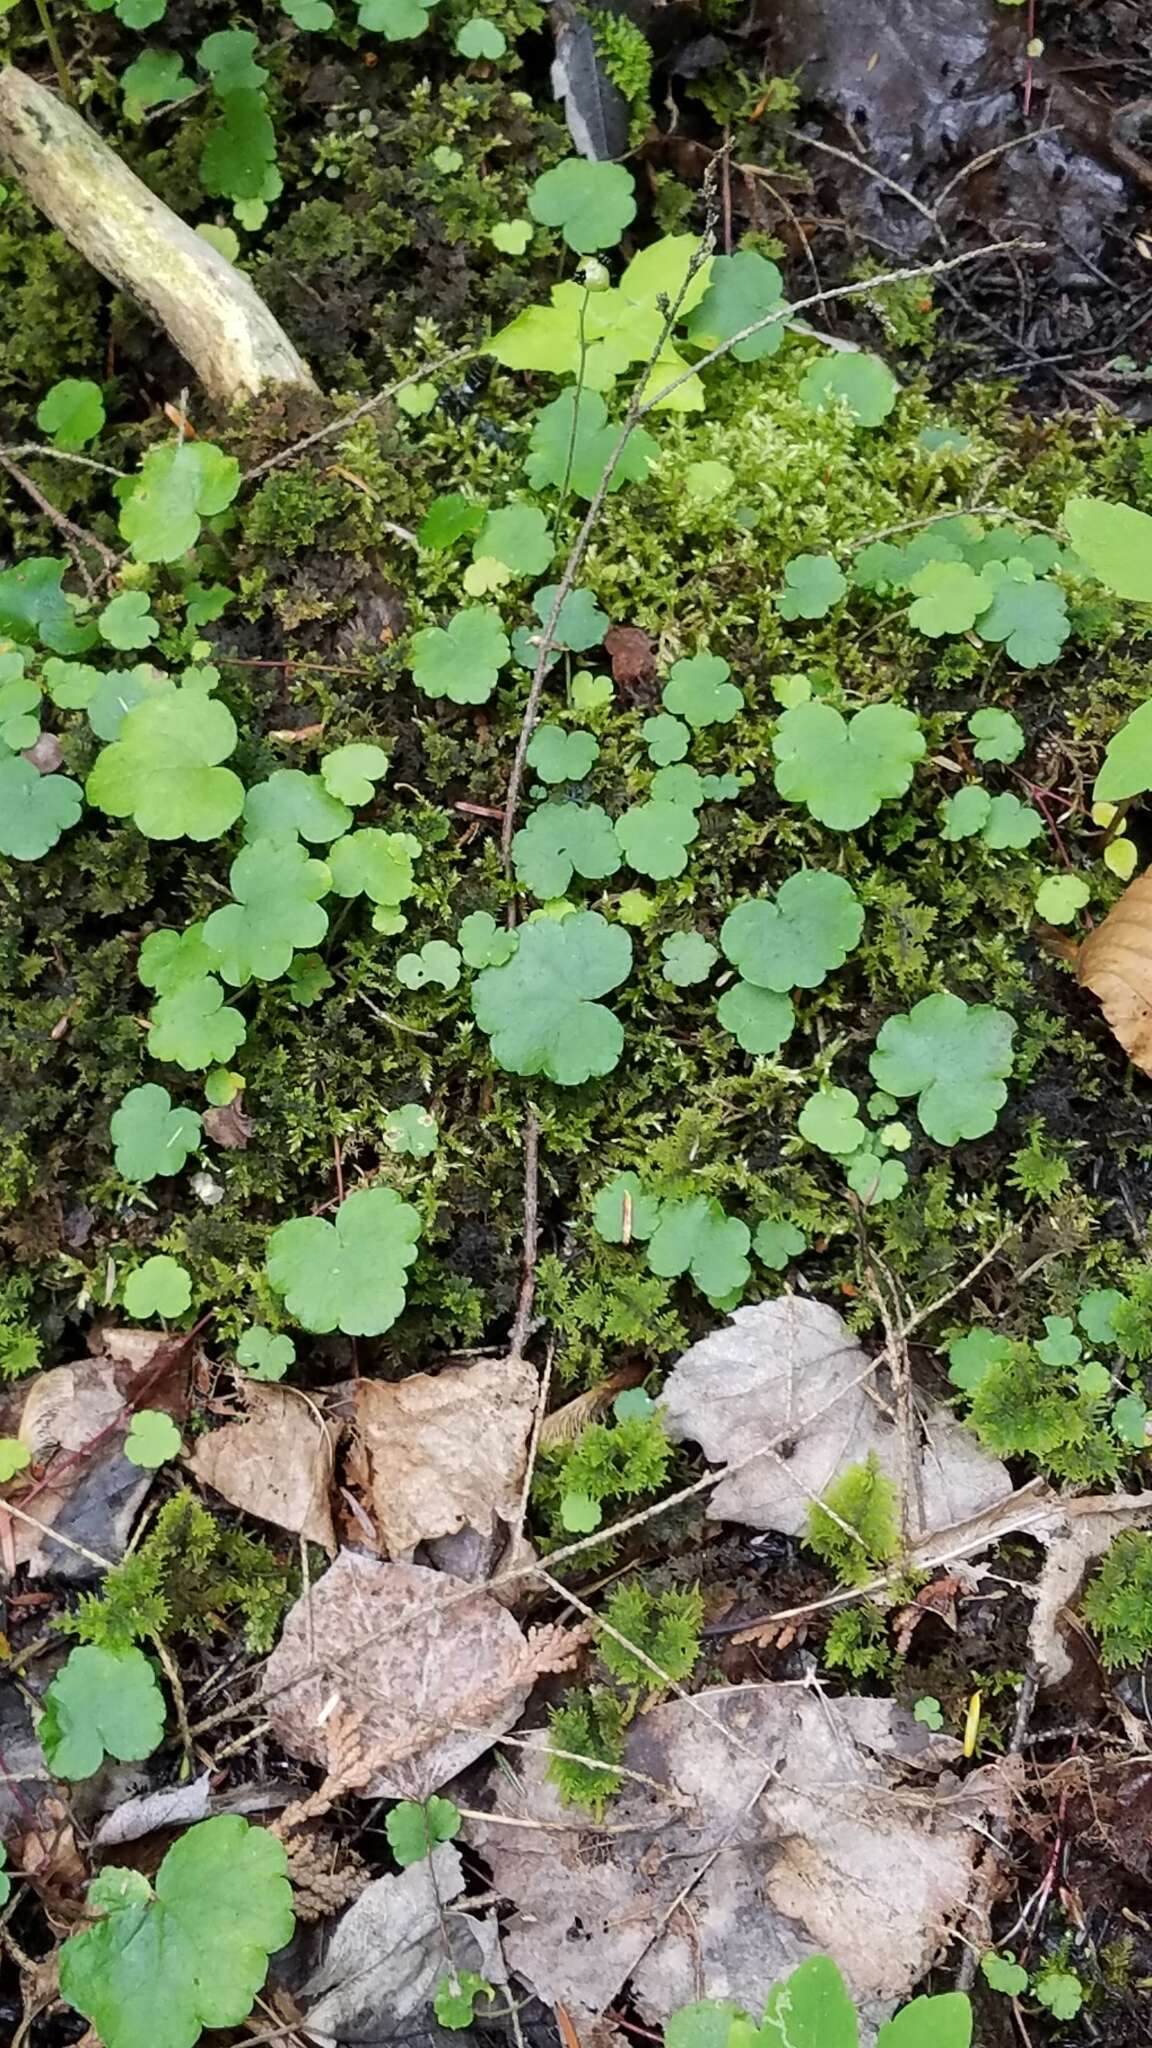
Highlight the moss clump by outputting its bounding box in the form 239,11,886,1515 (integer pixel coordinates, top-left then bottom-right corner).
1081,1531,1152,1669
64,1491,292,1654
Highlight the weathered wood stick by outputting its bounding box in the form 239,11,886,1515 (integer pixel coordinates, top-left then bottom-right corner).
0,64,316,404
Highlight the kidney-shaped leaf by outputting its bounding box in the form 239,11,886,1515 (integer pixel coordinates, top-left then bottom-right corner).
1064,494,1152,603
0,754,83,859
119,442,241,565
773,701,924,831
40,1645,166,1781
87,687,244,841
720,871,863,992
202,835,330,985
59,1815,294,2048
266,1186,422,1336
869,991,1015,1144
471,909,632,1084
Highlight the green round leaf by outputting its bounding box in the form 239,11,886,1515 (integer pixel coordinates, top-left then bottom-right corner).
968,707,1024,764
319,743,390,806
777,553,847,622
148,975,248,1070
456,15,506,56
715,980,794,1054
752,1218,806,1270
266,1186,422,1335
646,1196,750,1301
513,801,620,897
869,991,1015,1144
593,1170,662,1243
662,652,743,729
87,686,244,842
0,754,82,859
410,607,510,704
799,352,899,426
99,591,158,652
471,909,632,1084
524,388,656,500
236,1325,296,1380
244,770,351,843
123,1256,193,1320
615,798,699,881
382,1103,439,1157
526,724,599,784
773,700,924,830
720,871,863,992
1064,494,1152,602
642,713,690,765
119,441,241,564
396,940,462,989
660,931,717,987
111,1084,202,1182
36,378,106,452
385,1795,461,1866
528,158,636,254
124,1409,182,1468
40,1645,166,1780
202,835,331,985
326,828,420,910
798,1087,867,1156
685,250,786,363
458,910,518,969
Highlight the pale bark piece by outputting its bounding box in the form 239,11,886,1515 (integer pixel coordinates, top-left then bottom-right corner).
1078,870,1152,1075
1028,1491,1152,1685
262,1551,540,1799
661,1297,1011,1538
188,1381,338,1553
0,65,314,404
464,1684,1010,2025
355,1354,538,1557
302,1844,505,2040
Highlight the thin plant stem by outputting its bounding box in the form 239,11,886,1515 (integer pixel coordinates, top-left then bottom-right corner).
32,0,73,101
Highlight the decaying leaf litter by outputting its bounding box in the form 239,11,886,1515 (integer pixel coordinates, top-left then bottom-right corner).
3,0,1152,2045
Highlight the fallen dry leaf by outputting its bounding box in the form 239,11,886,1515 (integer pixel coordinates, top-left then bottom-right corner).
5,1331,192,1581
355,1353,537,1557
15,1797,88,1926
201,1097,252,1149
661,1298,1012,1539
1027,1491,1152,1685
302,1842,505,2039
464,1683,1010,2025
1078,869,1152,1073
603,624,655,687
262,1550,578,1799
188,1381,338,1553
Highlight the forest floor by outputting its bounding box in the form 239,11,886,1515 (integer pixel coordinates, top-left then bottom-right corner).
3,1,1152,2045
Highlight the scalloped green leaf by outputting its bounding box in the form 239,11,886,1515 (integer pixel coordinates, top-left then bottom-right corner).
266,1186,421,1335
512,800,621,897
471,909,632,1084
720,871,863,992
869,991,1015,1144
87,686,244,841
773,701,924,830
110,1084,201,1182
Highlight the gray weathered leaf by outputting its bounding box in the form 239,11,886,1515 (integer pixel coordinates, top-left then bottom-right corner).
550,0,629,162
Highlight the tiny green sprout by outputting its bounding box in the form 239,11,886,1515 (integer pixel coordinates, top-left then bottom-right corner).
435,1971,494,2029
492,219,532,255
716,981,795,1055
614,1387,655,1422
287,954,333,1006
457,911,517,969
642,712,690,765
396,382,437,418
527,724,599,783
798,351,899,426
773,701,924,830
570,671,613,713
385,1795,461,1867
236,1325,296,1381
99,591,158,651
1034,1971,1083,2022
969,707,1025,763
560,1488,602,1532
662,652,743,728
752,1218,806,1270
409,606,510,704
660,931,717,987
914,1696,944,1732
1035,873,1089,924
776,553,847,621
123,1257,193,1321
981,1952,1029,1997
456,15,506,57
124,1410,182,1468
798,1087,867,1157
845,1151,908,1205
36,377,106,451
396,941,461,990
528,158,636,253
869,991,1016,1145
383,1103,439,1158
0,1438,31,1482
616,889,655,926
772,672,812,709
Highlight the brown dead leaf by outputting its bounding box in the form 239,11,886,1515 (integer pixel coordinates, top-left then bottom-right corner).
464,1684,1011,2023
262,1550,578,1799
603,624,655,687
355,1353,537,1557
892,1573,961,1656
6,1332,192,1580
661,1298,1012,1539
1078,870,1152,1073
188,1382,338,1552
1028,1491,1152,1685
16,1797,88,1927
201,1098,252,1149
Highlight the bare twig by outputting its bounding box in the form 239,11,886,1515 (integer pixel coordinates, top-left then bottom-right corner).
783,124,943,239
508,1106,540,1358
241,346,477,483
0,443,126,477
0,449,118,591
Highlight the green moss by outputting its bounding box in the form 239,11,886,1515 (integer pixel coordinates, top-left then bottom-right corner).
64,1491,293,1654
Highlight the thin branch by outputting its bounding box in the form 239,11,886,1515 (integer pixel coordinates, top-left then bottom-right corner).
508,1105,540,1358
0,443,126,477
783,123,943,239
0,449,118,592
241,346,478,484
